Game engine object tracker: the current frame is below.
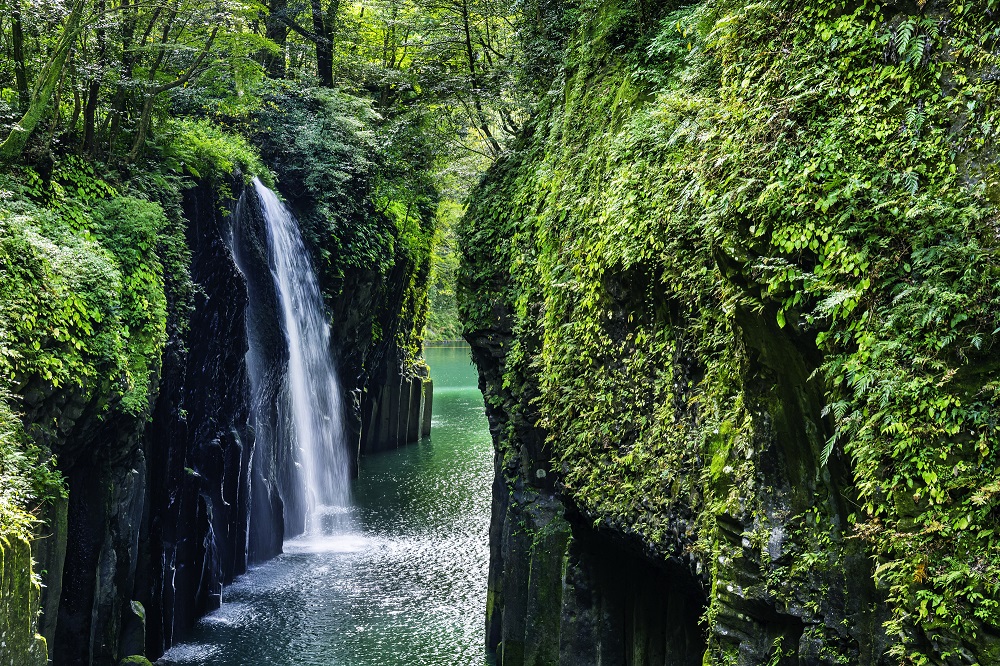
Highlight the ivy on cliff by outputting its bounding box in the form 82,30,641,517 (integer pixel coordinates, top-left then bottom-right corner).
461,0,1000,662
0,395,64,541
0,142,242,536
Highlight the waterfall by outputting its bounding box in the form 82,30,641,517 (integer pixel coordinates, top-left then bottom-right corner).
237,178,352,539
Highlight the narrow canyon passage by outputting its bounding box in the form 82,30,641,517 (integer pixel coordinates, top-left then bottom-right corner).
158,346,493,666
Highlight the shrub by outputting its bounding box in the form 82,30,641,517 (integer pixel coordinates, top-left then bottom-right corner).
155,118,273,189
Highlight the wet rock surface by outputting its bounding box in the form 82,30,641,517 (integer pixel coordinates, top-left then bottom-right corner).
143,180,259,657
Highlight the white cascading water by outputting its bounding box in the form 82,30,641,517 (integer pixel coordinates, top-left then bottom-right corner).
254,178,351,534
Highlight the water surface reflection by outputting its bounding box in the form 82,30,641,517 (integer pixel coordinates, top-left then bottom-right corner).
159,346,493,666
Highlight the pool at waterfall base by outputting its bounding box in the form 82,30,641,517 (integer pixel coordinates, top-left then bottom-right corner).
158,346,493,666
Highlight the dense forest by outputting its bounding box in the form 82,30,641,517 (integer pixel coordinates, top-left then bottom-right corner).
0,0,528,531
4,0,1000,665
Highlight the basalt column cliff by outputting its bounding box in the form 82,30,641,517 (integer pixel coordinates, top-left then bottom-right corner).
460,1,1000,664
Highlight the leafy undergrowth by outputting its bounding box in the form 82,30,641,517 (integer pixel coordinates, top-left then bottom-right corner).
0,395,64,542
461,0,1000,662
0,122,270,537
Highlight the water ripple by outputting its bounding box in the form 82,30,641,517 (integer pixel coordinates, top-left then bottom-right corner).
159,348,493,666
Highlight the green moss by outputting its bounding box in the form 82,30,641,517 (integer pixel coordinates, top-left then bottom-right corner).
0,164,179,419
0,536,48,666
118,656,153,666
461,0,1000,661
707,422,733,482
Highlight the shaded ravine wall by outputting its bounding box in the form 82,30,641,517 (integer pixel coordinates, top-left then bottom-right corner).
466,295,878,666
143,180,258,656
468,321,713,666
460,1,1000,664
1,177,432,665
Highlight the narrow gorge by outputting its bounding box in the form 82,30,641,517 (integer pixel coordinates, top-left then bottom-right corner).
3,0,1000,665
2,163,436,663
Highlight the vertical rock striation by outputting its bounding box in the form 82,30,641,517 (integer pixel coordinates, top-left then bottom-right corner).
143,180,258,656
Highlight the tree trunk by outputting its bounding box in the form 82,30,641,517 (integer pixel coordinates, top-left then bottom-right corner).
12,4,29,111
82,80,101,154
460,0,501,156
264,0,289,78
0,0,85,162
128,96,155,160
83,0,107,155
108,0,136,157
46,64,68,148
71,87,82,135
310,0,333,86
127,27,218,161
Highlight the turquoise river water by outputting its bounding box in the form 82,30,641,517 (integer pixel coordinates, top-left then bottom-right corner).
159,346,493,666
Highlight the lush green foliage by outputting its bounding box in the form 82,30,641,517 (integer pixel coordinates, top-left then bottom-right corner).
461,0,1000,662
0,10,465,666
155,118,273,188
252,87,391,269
0,0,533,377
0,0,535,168
0,395,64,541
0,161,175,415
0,0,270,162
0,153,199,540
425,200,464,340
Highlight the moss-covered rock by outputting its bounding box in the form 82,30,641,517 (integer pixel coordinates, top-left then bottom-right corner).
0,535,48,666
461,0,1000,663
119,655,153,666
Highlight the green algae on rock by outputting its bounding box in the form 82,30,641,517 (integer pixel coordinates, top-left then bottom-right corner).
0,536,48,666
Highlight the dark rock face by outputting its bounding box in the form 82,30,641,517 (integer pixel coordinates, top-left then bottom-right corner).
17,344,151,665
462,0,1000,662
458,5,891,662
55,429,146,665
34,497,68,650
22,179,279,664
143,180,259,657
361,371,432,453
473,325,708,666
558,528,707,666
229,186,290,551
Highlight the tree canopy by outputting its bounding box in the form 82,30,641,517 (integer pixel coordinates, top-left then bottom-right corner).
0,0,541,168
